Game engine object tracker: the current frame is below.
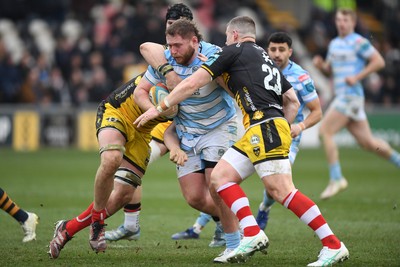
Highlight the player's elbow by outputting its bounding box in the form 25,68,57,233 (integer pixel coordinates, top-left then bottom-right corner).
373,53,386,71
379,57,386,69
140,42,151,52
315,108,323,122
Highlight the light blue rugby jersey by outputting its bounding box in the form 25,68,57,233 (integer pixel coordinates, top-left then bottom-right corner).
144,41,236,140
282,60,318,123
327,32,376,97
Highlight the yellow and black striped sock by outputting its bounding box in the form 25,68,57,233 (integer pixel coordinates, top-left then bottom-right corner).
0,188,28,224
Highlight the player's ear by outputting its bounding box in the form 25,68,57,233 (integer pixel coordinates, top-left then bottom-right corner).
191,35,199,45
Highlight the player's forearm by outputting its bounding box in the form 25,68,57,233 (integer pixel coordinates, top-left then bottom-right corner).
303,110,322,130
283,88,300,124
313,55,331,75
135,88,154,111
356,52,385,82
303,99,322,129
161,68,211,109
284,105,299,124
140,42,168,69
133,78,155,111
163,124,180,152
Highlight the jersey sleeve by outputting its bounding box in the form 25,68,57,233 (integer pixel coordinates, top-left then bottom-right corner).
201,46,238,79
355,36,375,60
143,65,163,86
326,41,335,64
281,75,292,94
297,73,318,103
200,41,222,58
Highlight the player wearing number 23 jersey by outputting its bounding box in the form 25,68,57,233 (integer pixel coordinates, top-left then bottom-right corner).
202,41,293,163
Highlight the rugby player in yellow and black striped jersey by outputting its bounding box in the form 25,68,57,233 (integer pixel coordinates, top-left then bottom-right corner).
48,3,195,259
48,72,172,258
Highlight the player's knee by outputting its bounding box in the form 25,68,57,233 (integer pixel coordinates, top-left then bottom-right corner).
113,188,134,206
101,153,123,173
185,194,204,209
318,127,327,140
209,170,227,190
100,144,124,163
357,138,375,151
99,143,124,163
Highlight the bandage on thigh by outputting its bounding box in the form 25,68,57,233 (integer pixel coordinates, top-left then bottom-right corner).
99,144,126,155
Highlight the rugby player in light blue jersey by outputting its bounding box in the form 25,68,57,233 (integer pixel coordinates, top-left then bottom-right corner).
105,3,234,248
313,8,400,200
134,18,243,263
255,31,323,229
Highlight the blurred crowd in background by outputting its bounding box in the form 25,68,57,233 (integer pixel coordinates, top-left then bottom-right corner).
0,0,399,108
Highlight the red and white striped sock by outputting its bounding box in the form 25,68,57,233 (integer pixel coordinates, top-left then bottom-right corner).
91,207,108,225
66,202,94,236
283,189,341,249
217,182,259,237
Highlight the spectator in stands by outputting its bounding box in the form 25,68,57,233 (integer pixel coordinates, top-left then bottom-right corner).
0,1,398,107
0,38,22,103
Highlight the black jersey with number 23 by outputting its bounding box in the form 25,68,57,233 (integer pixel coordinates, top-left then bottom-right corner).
201,41,292,127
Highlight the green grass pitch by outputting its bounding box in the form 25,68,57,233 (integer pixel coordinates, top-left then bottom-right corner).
0,147,399,266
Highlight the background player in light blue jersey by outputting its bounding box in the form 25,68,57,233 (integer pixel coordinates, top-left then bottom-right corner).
313,8,400,199
255,32,323,229
134,18,242,262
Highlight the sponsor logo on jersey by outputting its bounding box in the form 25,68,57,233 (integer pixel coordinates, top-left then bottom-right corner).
192,88,200,96
106,117,119,123
252,111,264,120
115,87,130,100
134,75,142,85
305,82,314,92
298,74,310,82
222,72,230,85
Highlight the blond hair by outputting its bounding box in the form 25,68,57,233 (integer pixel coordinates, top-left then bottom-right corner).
337,8,357,22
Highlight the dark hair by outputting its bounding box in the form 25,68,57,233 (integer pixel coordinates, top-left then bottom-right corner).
165,3,193,22
227,16,256,38
267,32,292,48
166,19,203,42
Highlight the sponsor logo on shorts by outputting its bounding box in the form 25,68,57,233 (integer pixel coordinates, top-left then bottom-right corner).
253,146,260,157
250,134,260,145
